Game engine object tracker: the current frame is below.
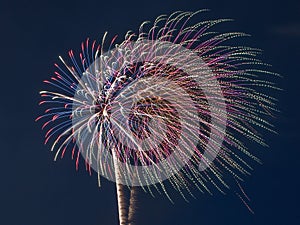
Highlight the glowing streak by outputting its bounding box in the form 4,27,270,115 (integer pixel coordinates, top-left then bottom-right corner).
112,147,128,225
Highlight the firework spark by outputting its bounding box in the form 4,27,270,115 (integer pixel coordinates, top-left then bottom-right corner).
37,10,278,224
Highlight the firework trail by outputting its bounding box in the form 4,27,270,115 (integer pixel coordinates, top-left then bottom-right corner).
37,10,278,225
112,148,128,225
127,186,138,225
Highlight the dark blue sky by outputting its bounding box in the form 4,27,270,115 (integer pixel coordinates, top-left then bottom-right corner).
1,0,299,225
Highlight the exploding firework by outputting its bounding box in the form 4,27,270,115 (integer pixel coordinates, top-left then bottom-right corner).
37,10,278,224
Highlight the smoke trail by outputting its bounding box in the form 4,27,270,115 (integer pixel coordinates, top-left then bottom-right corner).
128,186,139,225
112,149,128,225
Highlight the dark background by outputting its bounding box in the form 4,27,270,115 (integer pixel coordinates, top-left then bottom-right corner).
1,0,299,224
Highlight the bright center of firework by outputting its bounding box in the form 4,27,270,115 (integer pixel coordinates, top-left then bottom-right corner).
94,100,108,119
69,39,228,186
94,62,183,165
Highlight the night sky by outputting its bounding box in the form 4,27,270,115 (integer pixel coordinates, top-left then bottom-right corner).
2,0,300,225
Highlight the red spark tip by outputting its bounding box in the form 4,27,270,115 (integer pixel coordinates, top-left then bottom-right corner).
52,114,59,121
35,116,42,122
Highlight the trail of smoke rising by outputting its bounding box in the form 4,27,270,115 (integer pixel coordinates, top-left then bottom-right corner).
116,183,128,225
128,186,139,225
112,149,128,225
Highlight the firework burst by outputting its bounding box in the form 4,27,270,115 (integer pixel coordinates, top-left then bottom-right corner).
37,10,278,224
